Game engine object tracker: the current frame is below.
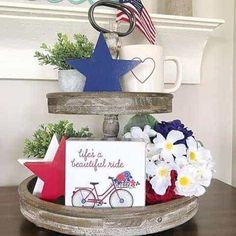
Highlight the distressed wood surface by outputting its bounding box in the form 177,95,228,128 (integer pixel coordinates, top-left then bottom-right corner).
47,92,173,115
3,179,235,236
18,176,198,236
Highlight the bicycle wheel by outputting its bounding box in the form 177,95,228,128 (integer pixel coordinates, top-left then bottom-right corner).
71,189,96,208
109,189,134,208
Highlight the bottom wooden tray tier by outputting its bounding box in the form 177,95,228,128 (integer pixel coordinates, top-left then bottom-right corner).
18,176,199,236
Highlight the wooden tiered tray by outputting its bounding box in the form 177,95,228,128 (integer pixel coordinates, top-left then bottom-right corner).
19,92,199,235
19,176,199,236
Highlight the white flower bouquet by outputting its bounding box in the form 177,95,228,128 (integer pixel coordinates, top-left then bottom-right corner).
123,115,214,204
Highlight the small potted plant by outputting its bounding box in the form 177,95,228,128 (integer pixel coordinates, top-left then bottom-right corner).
35,33,94,92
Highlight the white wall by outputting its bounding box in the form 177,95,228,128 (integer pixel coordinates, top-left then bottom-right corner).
0,0,235,186
177,0,235,185
233,1,236,187
0,80,105,185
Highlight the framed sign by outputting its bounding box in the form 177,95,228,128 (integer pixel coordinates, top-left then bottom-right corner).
65,139,146,208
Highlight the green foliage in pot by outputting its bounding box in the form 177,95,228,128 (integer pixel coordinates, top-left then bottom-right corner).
34,33,94,70
23,120,93,158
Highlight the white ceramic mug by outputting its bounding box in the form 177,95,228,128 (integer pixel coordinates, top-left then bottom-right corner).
119,45,182,93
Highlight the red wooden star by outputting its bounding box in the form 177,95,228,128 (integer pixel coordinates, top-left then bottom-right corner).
24,137,66,201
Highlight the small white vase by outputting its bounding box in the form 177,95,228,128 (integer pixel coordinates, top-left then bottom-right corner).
58,69,86,92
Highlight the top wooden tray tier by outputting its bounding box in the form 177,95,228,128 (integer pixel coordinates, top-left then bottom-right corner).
47,92,173,115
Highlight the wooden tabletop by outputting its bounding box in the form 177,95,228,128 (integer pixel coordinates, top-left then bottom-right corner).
0,179,235,236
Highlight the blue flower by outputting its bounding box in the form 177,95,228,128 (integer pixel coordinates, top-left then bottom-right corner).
154,120,193,145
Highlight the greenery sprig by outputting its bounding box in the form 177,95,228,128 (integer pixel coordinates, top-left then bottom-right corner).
23,120,93,158
34,33,94,70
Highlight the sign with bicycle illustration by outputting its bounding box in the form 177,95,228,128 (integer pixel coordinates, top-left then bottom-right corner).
65,140,146,208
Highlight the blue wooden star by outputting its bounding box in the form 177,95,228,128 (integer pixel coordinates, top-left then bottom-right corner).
66,33,140,92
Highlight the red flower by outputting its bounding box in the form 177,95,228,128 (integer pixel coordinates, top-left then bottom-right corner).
146,170,181,205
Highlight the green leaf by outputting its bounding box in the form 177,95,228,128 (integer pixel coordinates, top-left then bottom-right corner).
23,120,93,158
124,115,158,134
34,33,94,70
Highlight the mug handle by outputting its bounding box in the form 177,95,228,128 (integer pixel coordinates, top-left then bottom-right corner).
163,56,183,93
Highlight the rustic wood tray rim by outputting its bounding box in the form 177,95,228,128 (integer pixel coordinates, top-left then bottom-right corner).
18,176,197,217
47,92,173,115
46,92,174,98
18,176,199,235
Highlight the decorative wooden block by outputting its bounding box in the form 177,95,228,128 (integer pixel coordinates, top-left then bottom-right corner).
19,176,199,236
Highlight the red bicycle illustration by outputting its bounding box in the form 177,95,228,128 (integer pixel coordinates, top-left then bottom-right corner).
71,176,134,208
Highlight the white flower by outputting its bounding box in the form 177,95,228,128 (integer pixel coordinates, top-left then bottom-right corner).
175,165,205,197
153,130,186,163
124,125,156,143
175,146,214,197
146,143,161,161
200,148,214,171
146,161,172,195
187,137,214,166
144,125,157,138
175,156,188,169
186,137,206,165
195,165,213,187
186,137,214,187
